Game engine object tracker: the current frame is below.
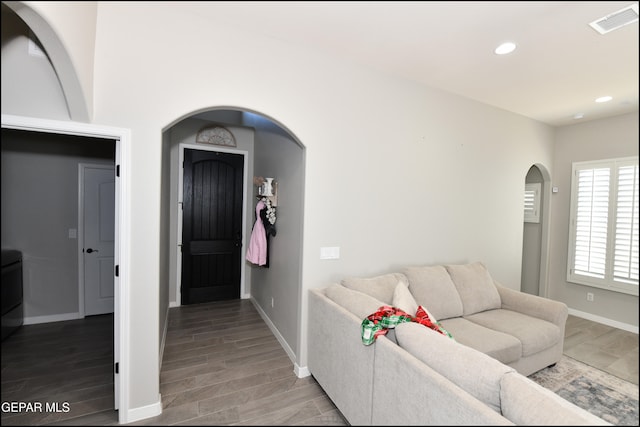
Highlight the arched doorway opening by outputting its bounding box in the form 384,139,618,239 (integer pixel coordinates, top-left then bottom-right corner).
160,108,306,370
521,163,552,297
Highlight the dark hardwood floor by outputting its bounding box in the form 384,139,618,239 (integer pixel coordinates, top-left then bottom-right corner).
2,300,637,425
1,313,116,425
1,299,347,426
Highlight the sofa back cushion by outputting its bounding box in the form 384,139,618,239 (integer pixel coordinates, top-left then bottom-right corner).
395,321,514,413
403,265,463,320
341,273,407,305
324,283,385,320
445,262,501,316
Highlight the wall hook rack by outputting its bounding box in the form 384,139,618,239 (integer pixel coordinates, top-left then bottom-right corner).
253,176,278,206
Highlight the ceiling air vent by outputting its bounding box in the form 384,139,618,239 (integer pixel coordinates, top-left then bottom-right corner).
589,4,639,34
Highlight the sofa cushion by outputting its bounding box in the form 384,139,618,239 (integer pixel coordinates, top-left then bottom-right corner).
465,309,561,357
341,273,407,304
403,265,463,320
438,317,522,364
445,262,501,316
500,371,611,425
392,281,418,315
395,321,515,413
324,283,385,320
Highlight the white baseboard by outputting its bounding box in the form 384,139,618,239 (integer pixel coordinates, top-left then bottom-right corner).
23,312,82,325
295,364,310,378
159,305,171,370
568,308,639,334
249,297,297,365
122,395,162,424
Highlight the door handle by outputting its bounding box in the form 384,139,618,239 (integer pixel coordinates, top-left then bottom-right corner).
86,248,99,253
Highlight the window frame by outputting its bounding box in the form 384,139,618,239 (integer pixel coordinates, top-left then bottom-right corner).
567,156,639,296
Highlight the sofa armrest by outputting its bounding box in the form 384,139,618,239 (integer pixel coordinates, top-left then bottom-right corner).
307,287,375,425
495,281,568,328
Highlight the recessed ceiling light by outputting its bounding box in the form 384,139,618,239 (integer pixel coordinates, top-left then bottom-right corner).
595,96,613,103
573,113,585,120
494,42,516,55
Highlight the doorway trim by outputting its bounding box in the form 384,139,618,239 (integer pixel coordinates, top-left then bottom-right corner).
1,113,131,423
177,142,249,305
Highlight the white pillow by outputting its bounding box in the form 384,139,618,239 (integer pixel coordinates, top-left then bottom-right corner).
392,280,440,323
392,281,418,315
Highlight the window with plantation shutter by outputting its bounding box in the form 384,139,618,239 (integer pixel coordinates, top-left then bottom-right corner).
567,157,639,296
524,183,541,223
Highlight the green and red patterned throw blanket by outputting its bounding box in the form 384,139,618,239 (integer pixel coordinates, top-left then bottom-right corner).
361,305,454,345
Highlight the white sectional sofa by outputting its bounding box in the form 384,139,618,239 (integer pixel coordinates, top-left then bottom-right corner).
307,262,610,425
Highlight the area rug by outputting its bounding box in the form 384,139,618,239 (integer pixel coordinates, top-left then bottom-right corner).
528,356,639,426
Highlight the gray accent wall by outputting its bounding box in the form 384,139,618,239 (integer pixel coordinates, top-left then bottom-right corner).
550,113,639,328
1,129,115,322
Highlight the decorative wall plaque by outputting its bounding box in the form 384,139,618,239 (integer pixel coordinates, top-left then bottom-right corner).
196,126,236,147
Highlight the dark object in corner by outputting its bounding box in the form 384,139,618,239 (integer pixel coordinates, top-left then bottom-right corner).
1,250,24,341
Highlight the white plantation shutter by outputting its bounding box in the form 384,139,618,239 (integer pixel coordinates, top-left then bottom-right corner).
524,183,540,223
573,167,609,278
568,157,639,295
613,164,639,284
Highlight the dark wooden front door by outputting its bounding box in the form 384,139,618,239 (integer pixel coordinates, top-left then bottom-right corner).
181,149,244,304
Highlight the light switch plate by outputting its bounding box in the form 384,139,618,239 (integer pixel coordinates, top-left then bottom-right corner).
320,247,340,259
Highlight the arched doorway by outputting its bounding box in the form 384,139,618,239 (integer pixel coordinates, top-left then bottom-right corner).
521,164,552,297
160,109,306,371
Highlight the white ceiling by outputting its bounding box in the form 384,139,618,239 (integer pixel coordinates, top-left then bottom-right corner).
184,1,639,127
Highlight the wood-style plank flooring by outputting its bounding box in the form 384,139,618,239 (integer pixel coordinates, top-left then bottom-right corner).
1,313,116,425
2,299,637,425
136,299,346,426
0,299,347,426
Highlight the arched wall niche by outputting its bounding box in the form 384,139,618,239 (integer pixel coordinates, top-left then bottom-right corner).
3,1,92,121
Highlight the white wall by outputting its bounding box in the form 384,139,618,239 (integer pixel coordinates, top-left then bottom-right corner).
549,112,639,328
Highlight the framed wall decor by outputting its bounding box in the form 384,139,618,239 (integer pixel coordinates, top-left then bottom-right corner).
195,125,236,147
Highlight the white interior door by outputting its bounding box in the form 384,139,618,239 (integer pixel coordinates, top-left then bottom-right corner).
82,164,115,316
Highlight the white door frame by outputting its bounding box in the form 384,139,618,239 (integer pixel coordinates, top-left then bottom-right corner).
177,143,249,305
78,163,115,317
1,114,131,423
